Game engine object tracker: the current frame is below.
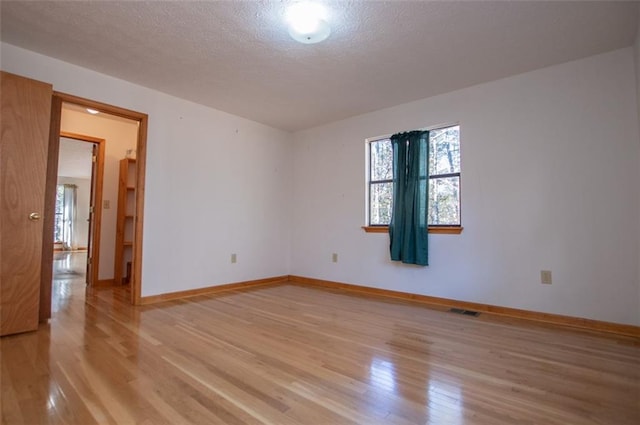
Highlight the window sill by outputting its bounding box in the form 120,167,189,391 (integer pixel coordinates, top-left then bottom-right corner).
362,226,463,235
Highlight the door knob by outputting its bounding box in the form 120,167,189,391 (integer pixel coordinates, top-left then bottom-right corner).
29,212,41,221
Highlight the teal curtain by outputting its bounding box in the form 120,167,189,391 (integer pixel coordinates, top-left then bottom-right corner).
389,130,429,266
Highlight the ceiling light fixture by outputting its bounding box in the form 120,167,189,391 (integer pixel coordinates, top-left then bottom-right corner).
285,1,331,44
86,108,99,115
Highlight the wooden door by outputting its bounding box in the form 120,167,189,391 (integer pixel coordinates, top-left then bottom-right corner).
86,143,97,284
0,72,53,336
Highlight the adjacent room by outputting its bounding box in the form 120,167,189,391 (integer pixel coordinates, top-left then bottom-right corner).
1,1,639,424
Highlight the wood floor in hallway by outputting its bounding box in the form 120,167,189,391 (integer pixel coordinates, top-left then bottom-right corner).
1,261,639,424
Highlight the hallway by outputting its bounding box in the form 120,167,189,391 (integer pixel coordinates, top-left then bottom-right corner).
52,251,87,312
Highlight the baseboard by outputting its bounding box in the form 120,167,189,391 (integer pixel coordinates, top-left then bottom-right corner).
139,276,289,305
94,279,115,287
129,273,639,337
288,275,640,338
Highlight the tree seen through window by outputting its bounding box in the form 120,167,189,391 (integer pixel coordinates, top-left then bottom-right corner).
368,125,460,227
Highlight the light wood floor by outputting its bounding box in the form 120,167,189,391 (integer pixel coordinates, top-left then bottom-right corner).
2,256,639,424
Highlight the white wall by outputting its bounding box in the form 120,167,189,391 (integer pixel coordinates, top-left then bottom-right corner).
291,48,640,326
57,176,91,250
3,42,638,326
635,14,640,319
60,109,138,280
1,43,293,297
636,11,640,137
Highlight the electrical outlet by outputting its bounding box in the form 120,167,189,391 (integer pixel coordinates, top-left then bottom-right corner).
332,253,338,263
231,253,237,264
541,270,552,285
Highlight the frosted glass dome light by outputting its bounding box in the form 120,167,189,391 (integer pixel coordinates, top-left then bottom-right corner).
286,2,331,44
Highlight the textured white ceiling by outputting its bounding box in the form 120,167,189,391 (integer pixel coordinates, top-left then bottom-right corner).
1,1,638,132
58,137,93,179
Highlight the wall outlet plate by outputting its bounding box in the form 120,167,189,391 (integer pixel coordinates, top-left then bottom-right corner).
332,253,338,263
231,253,237,264
541,270,552,284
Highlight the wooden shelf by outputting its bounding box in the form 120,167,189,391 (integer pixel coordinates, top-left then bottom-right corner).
114,158,136,285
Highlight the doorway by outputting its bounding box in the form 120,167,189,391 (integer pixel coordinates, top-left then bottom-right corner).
42,93,147,318
55,133,105,287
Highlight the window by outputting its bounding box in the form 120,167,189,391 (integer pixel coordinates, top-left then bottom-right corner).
367,125,461,232
54,184,65,243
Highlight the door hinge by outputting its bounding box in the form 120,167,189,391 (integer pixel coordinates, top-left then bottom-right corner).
89,206,94,213
87,257,92,265
92,155,97,163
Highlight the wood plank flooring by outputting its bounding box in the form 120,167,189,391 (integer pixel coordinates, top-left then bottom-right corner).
2,256,639,424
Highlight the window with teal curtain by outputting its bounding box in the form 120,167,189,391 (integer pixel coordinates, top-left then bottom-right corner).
389,130,429,265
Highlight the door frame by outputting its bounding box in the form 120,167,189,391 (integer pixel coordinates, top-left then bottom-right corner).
41,92,148,315
58,131,105,287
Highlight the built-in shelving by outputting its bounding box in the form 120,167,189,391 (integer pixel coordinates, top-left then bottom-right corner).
114,158,136,285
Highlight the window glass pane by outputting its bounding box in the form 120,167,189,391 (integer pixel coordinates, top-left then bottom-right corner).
54,214,64,242
54,185,65,242
429,126,460,175
370,139,392,181
429,176,460,225
370,182,393,225
55,185,64,214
